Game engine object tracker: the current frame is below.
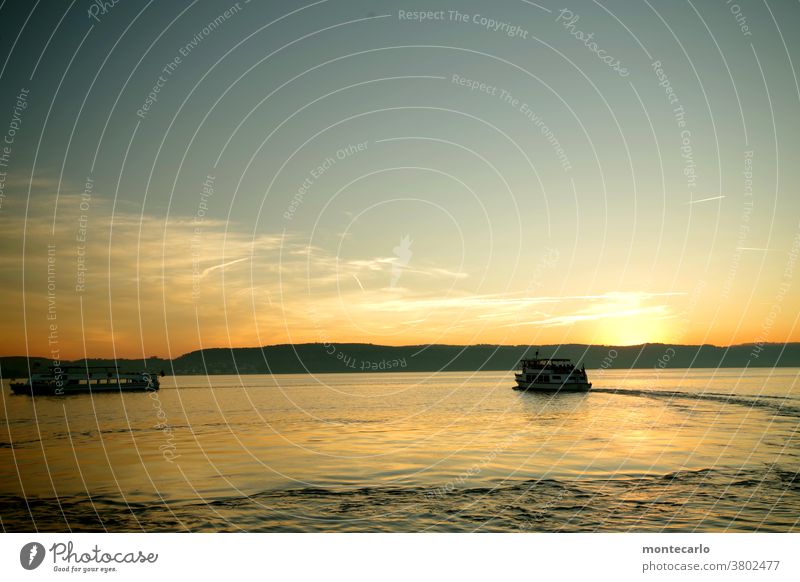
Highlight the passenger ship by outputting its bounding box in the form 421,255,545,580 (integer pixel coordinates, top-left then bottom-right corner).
10,366,161,396
513,353,591,392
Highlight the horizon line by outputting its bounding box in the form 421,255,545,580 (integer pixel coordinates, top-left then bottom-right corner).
3,340,798,361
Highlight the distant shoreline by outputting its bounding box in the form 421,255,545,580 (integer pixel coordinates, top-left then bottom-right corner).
1,342,798,377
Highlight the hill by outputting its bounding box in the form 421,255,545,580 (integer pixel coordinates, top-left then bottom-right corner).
1,342,798,377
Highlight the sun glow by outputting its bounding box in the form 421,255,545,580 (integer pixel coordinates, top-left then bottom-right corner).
595,315,671,346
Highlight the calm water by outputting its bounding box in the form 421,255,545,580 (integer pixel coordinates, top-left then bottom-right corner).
1,368,798,532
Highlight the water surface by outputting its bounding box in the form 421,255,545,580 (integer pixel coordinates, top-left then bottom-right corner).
1,368,798,531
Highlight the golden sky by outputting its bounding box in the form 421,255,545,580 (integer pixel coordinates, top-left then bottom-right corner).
2,188,797,359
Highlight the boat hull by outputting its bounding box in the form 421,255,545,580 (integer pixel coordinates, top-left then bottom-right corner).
10,381,159,396
513,380,591,392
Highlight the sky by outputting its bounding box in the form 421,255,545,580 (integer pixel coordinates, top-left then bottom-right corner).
0,0,799,359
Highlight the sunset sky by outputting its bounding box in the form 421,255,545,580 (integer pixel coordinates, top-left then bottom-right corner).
1,0,798,359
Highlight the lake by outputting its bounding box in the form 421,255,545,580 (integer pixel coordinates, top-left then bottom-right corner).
1,368,798,531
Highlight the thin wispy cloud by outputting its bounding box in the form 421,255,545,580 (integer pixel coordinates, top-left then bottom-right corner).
521,305,670,328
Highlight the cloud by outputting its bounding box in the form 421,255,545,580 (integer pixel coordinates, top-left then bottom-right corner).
525,305,670,327
0,182,689,356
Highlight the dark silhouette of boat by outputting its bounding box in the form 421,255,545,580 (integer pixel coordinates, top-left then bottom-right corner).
513,352,591,392
10,365,161,396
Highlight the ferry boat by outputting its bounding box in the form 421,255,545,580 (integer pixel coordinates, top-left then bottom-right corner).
513,353,591,392
10,366,161,396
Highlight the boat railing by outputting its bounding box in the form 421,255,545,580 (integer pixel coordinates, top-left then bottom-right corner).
517,358,576,369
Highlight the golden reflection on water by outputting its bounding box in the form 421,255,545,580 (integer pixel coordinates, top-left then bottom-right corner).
1,368,798,530
2,369,797,493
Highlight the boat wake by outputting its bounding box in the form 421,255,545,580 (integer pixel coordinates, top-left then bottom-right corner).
591,388,800,419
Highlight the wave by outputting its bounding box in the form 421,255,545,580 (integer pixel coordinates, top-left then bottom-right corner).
3,465,798,532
